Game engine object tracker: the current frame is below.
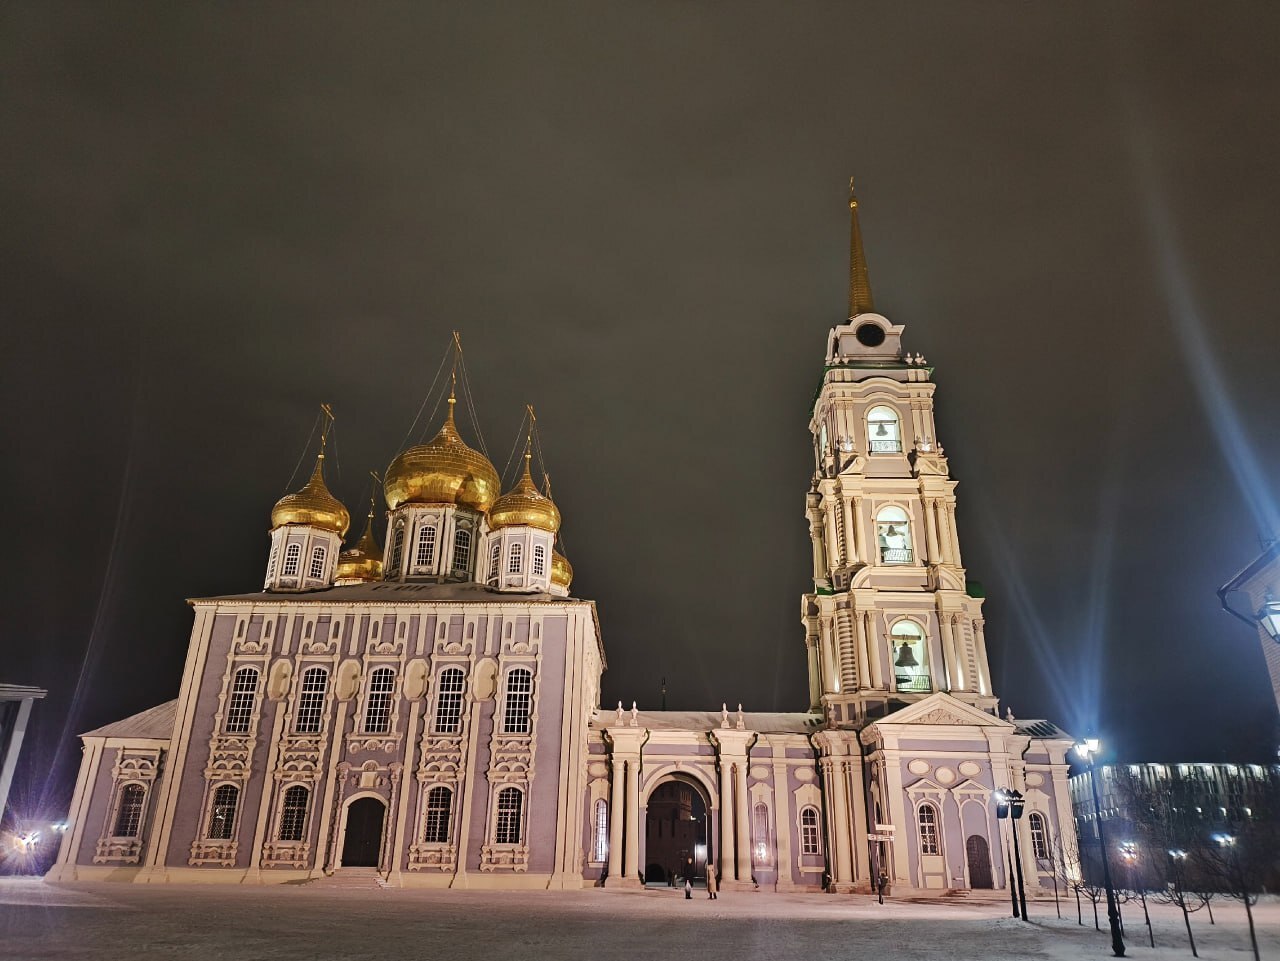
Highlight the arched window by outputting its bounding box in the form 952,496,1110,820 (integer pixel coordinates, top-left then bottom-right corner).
867,405,902,453
532,545,546,577
890,620,930,693
799,806,821,855
753,801,770,863
207,784,239,840
294,667,329,734
452,529,471,573
112,783,146,838
278,785,309,841
423,786,452,844
1028,811,1050,860
308,546,326,580
433,667,466,734
489,542,501,580
266,543,278,577
225,667,259,734
282,543,302,577
508,543,523,575
918,802,941,855
495,787,523,844
593,799,609,861
416,526,436,568
390,526,405,573
363,667,396,733
502,668,533,734
876,506,913,565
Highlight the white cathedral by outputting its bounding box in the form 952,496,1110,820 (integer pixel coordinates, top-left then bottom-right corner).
51,186,1077,895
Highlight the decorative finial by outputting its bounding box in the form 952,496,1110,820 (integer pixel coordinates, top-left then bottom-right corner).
1006,707,1015,722
736,704,745,730
616,701,624,724
630,701,638,727
721,704,730,729
848,177,875,318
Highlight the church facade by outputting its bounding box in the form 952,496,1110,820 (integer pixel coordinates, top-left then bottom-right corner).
50,187,1077,895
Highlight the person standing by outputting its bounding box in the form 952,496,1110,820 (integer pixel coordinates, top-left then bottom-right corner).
706,863,718,900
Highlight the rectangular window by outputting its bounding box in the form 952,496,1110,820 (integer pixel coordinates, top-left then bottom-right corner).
308,546,326,580
278,786,309,842
207,784,239,840
113,784,146,838
416,526,436,568
423,786,452,844
363,668,396,733
800,806,820,855
294,667,329,734
593,799,608,862
225,668,259,734
282,543,302,577
489,543,501,580
918,804,940,855
433,668,466,734
495,788,522,844
532,545,546,577
502,669,533,734
507,543,523,574
452,529,472,572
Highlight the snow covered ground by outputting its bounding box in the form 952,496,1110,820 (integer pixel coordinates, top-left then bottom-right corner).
1,878,1275,961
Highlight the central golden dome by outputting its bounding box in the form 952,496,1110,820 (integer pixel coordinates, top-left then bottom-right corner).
384,396,501,513
335,513,384,582
271,454,350,536
489,451,561,532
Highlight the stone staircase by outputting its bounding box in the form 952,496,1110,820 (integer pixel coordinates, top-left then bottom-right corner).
303,868,389,890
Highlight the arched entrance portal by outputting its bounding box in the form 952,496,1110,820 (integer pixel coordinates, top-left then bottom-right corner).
644,776,710,886
341,797,387,868
965,834,993,889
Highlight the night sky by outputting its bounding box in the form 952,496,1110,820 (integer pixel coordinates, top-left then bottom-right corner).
4,3,1279,820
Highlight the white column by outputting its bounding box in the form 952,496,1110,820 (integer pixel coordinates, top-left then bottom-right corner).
734,761,751,882
940,614,961,691
946,504,962,567
974,619,992,695
845,495,862,565
608,759,625,877
623,758,640,881
924,498,941,564
827,759,854,888
718,759,734,881
855,610,871,694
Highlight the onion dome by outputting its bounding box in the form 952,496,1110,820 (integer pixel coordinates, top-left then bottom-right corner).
489,449,561,533
550,550,573,591
384,394,501,512
335,512,384,582
271,454,350,536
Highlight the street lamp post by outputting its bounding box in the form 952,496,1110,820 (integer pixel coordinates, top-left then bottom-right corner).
1076,738,1125,957
994,788,1029,921
1168,849,1198,958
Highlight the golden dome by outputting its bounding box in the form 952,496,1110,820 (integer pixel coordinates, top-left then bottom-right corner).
489,451,561,532
271,454,350,535
550,550,573,590
335,513,384,582
384,395,501,512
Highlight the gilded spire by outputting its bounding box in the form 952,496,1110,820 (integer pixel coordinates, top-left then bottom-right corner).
271,405,350,535
848,177,875,318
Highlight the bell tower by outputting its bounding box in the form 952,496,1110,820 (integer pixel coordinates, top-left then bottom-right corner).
802,181,998,725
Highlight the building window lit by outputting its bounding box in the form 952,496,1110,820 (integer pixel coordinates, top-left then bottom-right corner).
753,801,770,863
867,405,902,453
876,506,914,564
593,799,608,861
503,668,533,734
800,805,821,855
433,667,466,734
495,787,523,844
207,784,239,840
918,802,940,855
363,667,396,734
294,667,329,734
224,667,260,734
423,786,452,844
112,784,146,838
890,619,931,693
277,785,309,842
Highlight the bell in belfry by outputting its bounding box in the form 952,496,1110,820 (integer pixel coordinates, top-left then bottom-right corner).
895,642,918,669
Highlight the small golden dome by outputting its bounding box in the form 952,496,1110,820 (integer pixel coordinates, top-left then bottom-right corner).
550,550,573,590
271,454,350,536
489,450,561,533
384,395,501,513
335,513,384,582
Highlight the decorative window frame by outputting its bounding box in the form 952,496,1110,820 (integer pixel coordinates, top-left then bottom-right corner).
865,403,904,454
93,746,161,864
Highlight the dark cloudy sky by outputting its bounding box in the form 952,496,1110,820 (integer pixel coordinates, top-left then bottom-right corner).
4,2,1279,818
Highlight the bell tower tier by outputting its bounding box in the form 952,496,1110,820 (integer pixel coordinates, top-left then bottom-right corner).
803,184,998,726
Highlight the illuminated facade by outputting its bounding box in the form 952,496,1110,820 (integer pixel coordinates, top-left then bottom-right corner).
50,186,1077,895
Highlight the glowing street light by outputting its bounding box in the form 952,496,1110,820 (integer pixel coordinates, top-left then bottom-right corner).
993,788,1029,921
1075,738,1125,957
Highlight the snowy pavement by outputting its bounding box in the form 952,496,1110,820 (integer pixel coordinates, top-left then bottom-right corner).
0,878,1274,961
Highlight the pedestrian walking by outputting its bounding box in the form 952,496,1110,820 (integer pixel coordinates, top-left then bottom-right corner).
706,863,718,900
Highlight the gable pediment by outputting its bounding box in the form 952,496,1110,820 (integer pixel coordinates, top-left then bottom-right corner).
860,692,1012,744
